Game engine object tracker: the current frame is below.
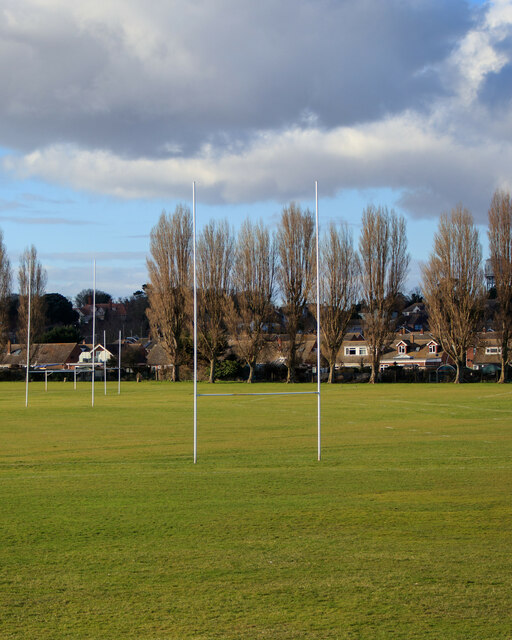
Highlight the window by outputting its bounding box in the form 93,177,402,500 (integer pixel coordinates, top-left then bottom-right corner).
358,347,367,356
398,344,406,354
485,346,501,355
345,347,357,356
429,344,437,354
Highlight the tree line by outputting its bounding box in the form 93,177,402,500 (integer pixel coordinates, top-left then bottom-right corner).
145,189,512,384
0,240,149,348
1,189,511,383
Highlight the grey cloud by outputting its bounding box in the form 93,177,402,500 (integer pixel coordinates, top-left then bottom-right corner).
0,0,471,157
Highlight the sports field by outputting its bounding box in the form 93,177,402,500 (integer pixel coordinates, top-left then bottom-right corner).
1,381,511,639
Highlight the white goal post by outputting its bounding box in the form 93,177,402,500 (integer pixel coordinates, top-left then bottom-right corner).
192,182,322,463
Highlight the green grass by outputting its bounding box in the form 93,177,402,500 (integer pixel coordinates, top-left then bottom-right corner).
1,381,512,639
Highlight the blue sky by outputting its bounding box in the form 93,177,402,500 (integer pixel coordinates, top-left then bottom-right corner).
0,0,510,300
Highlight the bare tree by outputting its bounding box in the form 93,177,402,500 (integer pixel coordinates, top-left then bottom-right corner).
196,219,233,383
0,230,11,348
226,220,276,383
359,206,409,383
0,230,11,346
422,205,484,383
146,206,192,382
18,246,47,348
488,190,512,383
276,203,315,383
320,222,360,383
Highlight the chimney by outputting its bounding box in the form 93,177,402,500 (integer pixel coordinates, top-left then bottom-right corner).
420,327,424,335
411,334,414,344
7,339,11,355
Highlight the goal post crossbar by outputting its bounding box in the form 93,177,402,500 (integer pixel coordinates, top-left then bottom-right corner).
192,181,322,463
198,391,319,397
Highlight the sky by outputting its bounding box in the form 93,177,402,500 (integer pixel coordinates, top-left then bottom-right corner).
1,0,511,300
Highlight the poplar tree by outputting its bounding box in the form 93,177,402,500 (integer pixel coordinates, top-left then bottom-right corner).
18,245,47,349
488,190,512,383
146,206,192,382
0,230,11,348
359,206,409,383
227,220,276,383
422,205,484,383
276,203,315,383
320,222,360,383
196,219,233,383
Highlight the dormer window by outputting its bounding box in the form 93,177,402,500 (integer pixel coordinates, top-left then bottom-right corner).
398,344,407,355
428,342,438,354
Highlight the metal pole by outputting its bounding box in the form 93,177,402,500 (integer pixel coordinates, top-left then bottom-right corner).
25,257,32,408
104,329,107,395
92,259,96,407
118,329,121,395
45,370,48,392
74,368,77,390
193,181,198,464
315,180,321,461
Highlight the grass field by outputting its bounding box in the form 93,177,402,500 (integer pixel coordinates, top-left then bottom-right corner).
1,381,512,639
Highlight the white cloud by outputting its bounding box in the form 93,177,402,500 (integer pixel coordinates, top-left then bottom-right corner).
2,0,512,222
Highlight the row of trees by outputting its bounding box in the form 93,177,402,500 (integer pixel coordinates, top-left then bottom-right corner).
423,193,512,383
147,190,512,385
1,190,510,385
0,239,47,351
146,203,409,384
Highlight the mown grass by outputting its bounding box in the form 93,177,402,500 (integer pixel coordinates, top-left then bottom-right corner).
1,381,511,639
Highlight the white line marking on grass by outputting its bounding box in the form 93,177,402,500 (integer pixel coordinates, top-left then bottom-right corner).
387,397,512,415
477,391,512,399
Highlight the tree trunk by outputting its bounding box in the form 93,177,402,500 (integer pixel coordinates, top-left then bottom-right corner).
328,362,335,383
498,349,507,383
172,364,180,382
453,359,464,383
209,358,216,383
247,360,255,383
369,353,379,383
286,365,296,383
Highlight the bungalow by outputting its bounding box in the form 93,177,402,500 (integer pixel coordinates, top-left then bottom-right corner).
0,342,83,370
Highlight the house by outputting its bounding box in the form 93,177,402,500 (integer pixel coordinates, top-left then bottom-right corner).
338,331,445,370
379,334,444,370
338,333,370,367
75,301,127,325
0,341,83,370
466,332,502,371
397,302,429,333
76,343,115,367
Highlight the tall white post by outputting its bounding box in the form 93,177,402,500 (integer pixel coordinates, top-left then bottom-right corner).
25,258,32,408
45,370,48,392
118,329,121,395
74,368,77,390
103,329,107,395
193,181,198,464
92,259,96,407
315,181,321,461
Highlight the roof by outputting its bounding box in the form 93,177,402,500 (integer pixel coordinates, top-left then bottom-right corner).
0,343,82,368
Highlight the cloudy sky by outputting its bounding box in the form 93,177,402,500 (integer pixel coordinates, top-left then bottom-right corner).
1,0,511,299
